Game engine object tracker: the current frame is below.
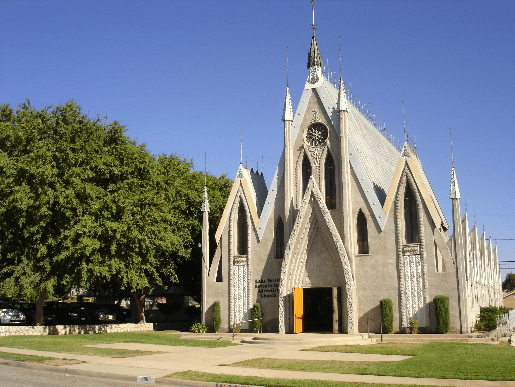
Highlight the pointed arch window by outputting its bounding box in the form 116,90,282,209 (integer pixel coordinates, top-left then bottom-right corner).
275,217,285,260
357,210,369,254
302,154,312,195
325,152,336,209
237,201,248,255
404,183,420,244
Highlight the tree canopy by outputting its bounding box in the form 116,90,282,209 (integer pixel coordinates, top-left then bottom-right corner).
0,101,231,323
503,273,515,293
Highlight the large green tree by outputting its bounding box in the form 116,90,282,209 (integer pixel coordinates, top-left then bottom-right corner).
503,273,515,292
0,101,222,324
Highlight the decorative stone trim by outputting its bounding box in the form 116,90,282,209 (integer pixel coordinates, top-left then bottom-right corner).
396,168,428,329
279,176,356,333
0,323,153,337
229,186,253,330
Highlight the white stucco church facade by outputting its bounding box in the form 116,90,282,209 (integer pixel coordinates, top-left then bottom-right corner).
200,5,502,334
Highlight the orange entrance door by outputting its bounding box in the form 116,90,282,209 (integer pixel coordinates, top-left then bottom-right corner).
293,287,303,333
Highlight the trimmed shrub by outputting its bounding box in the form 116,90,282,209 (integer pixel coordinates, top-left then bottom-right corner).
213,301,221,332
409,319,418,334
434,295,450,333
380,298,394,333
476,306,511,332
190,323,208,333
252,303,262,333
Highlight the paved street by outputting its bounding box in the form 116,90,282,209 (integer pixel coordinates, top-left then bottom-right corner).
0,337,514,387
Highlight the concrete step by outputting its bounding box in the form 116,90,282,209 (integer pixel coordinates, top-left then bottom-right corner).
241,334,374,346
178,333,255,341
368,333,496,343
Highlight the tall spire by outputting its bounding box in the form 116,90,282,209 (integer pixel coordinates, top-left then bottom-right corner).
338,77,348,112
282,87,293,121
339,35,342,80
450,127,455,168
402,100,406,142
286,46,289,88
450,128,460,199
202,153,210,213
307,36,322,69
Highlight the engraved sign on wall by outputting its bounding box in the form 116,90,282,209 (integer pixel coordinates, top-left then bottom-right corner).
402,244,420,256
233,256,247,266
255,278,280,299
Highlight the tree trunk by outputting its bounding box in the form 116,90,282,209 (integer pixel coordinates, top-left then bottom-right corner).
132,288,150,324
35,289,48,326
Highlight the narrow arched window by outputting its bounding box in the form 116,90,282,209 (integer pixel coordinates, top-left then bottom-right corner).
275,217,285,260
357,210,369,254
237,201,248,255
325,152,336,209
302,154,312,195
404,184,419,244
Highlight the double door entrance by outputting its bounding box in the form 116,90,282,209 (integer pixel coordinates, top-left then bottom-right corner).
293,287,341,333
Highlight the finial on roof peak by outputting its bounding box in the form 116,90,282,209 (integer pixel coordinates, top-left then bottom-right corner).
450,127,455,169
339,35,342,79
450,166,461,199
282,87,293,121
286,46,289,88
337,77,348,112
307,35,322,69
201,152,209,213
311,0,316,36
402,100,407,142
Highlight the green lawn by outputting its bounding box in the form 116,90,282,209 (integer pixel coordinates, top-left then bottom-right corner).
168,371,450,387
231,342,515,381
0,331,236,358
0,351,56,362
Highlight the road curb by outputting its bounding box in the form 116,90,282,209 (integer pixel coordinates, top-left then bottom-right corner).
0,358,237,386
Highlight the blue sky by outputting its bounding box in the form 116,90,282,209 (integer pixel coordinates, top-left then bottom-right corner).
1,0,514,279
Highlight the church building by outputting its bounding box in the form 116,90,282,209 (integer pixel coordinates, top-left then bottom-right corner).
201,3,502,334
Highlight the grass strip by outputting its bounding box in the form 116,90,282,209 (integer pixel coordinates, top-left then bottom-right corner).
0,351,56,362
0,331,235,358
168,370,450,387
233,342,515,381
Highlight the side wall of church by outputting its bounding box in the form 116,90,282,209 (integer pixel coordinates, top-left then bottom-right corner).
352,165,462,333
251,175,285,332
351,167,401,332
205,223,231,332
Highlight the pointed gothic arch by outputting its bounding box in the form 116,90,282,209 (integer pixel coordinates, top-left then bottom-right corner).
357,209,369,254
404,183,419,244
229,187,253,330
325,151,336,209
395,170,429,329
279,176,356,334
237,201,248,255
302,153,312,195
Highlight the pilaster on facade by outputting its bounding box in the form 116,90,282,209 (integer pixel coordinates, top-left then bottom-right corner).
283,87,294,236
337,77,354,274
201,186,210,324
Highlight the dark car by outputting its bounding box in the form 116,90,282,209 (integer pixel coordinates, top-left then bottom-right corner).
0,301,26,325
14,302,57,326
45,302,90,325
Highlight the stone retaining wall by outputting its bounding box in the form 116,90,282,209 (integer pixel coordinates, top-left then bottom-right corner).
0,323,154,336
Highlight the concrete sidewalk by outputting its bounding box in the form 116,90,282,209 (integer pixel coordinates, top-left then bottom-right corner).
0,342,514,386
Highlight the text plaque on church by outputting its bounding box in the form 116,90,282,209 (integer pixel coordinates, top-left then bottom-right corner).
402,244,420,255
233,256,247,266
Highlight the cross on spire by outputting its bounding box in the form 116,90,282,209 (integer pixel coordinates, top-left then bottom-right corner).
311,0,316,35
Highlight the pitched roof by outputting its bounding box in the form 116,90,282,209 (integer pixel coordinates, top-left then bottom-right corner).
256,72,449,238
